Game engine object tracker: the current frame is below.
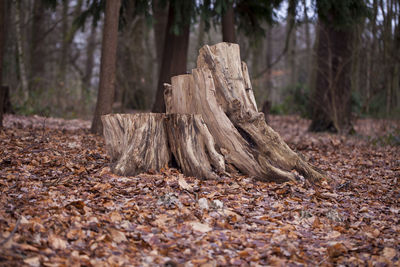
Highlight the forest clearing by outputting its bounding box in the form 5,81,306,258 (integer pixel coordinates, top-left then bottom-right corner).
0,114,399,266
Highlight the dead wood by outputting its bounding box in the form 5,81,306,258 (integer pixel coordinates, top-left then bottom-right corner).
103,42,324,183
165,42,324,182
101,113,170,176
165,114,225,180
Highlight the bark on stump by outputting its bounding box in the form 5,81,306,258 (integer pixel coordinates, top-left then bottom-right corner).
101,113,170,176
102,42,325,183
166,114,225,180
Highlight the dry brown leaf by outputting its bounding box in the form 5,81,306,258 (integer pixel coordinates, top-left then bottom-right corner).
312,216,321,228
382,247,397,260
23,257,40,267
17,243,39,252
178,175,192,191
188,221,212,233
327,242,347,258
109,211,123,222
326,231,341,239
48,234,67,250
108,228,127,243
222,208,242,221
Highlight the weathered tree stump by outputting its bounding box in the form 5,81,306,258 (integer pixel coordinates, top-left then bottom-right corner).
102,42,325,183
101,113,170,176
166,114,225,180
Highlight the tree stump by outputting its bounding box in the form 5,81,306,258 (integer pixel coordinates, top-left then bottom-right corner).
165,114,225,180
102,42,325,183
101,113,170,176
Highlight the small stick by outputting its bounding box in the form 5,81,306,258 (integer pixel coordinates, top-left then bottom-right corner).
0,217,21,246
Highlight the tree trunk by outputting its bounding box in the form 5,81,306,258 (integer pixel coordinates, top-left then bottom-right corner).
103,43,324,183
351,22,362,94
286,0,297,86
0,0,5,128
152,0,168,69
309,18,353,134
197,16,205,52
302,0,311,86
394,1,400,110
29,0,46,92
14,0,28,102
102,113,170,176
91,0,121,134
222,0,236,43
265,25,273,96
82,23,97,99
380,0,393,116
365,0,378,114
152,1,191,113
59,0,83,87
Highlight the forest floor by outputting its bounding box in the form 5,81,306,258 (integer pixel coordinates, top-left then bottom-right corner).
0,114,399,266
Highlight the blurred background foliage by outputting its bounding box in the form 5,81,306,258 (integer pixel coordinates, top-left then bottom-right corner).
0,0,399,122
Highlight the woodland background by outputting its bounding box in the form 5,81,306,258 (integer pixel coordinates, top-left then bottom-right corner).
1,1,400,265
0,0,399,133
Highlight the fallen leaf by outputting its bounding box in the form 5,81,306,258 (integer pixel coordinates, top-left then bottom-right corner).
312,216,321,228
211,199,223,209
20,216,29,224
178,175,192,191
17,243,39,252
327,243,347,258
188,221,212,233
108,228,127,243
326,231,341,239
222,208,242,221
23,257,40,267
382,247,397,260
109,211,123,222
48,234,67,250
198,198,209,210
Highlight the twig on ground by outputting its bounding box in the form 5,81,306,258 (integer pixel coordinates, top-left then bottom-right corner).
0,217,21,246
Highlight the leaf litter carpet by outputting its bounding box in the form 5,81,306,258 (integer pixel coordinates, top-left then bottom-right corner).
0,114,399,266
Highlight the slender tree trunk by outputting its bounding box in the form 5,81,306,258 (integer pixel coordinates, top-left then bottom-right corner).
0,0,6,128
289,30,297,86
265,26,273,89
263,24,273,116
59,0,69,87
152,1,191,113
365,0,378,114
302,0,311,87
197,15,205,51
394,1,400,111
14,0,28,102
59,0,83,86
30,0,46,92
91,0,121,134
222,0,236,43
286,0,297,86
82,23,97,100
152,0,168,69
351,22,362,94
